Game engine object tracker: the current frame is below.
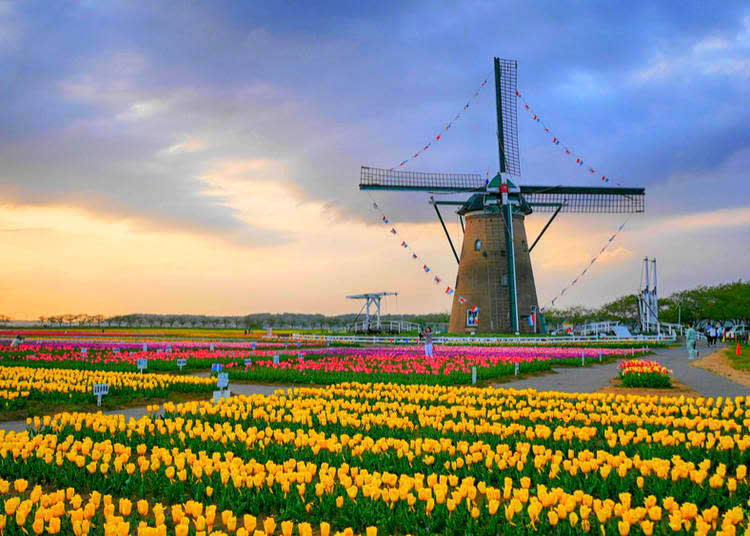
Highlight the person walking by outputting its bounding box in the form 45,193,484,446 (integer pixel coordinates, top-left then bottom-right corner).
420,326,434,359
685,323,697,361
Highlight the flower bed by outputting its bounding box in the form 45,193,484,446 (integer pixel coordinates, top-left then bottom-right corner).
618,359,672,388
0,365,215,411
0,344,331,373
9,383,749,535
229,346,647,385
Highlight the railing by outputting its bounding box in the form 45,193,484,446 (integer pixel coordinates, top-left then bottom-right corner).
292,333,676,345
346,320,422,334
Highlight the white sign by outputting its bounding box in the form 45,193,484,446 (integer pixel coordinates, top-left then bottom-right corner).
273,353,280,365
210,343,215,351
142,343,148,352
298,352,304,359
244,358,252,367
137,358,148,372
217,373,229,389
176,358,187,370
93,383,109,407
581,352,585,366
213,390,231,403
113,348,120,354
514,363,520,376
471,366,477,385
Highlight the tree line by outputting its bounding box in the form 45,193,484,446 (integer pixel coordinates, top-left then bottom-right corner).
4,281,745,330
543,280,749,327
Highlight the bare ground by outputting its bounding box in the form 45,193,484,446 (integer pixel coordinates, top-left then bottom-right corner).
691,347,750,389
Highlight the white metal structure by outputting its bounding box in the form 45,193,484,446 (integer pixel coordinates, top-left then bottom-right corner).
346,292,398,332
638,257,659,332
576,321,632,337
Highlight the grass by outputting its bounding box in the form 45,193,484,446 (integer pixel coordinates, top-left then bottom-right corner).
726,342,750,371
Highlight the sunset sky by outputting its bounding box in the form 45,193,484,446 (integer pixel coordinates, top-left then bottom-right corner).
1,1,748,319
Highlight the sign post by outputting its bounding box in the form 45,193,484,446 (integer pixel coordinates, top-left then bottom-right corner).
273,353,280,365
514,362,519,376
471,366,477,385
213,373,230,403
176,358,187,371
137,358,148,373
93,383,109,407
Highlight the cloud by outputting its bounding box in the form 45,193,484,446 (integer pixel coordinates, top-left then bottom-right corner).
0,1,748,316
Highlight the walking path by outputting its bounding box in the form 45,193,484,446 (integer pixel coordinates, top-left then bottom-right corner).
2,342,747,434
496,341,750,398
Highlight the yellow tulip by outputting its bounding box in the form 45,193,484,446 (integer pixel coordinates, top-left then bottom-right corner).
264,516,276,534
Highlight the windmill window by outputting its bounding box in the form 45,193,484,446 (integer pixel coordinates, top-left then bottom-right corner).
474,239,482,251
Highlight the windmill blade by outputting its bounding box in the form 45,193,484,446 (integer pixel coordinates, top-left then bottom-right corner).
360,166,485,192
495,58,521,176
520,185,645,213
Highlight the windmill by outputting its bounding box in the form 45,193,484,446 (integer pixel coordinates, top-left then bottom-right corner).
360,58,645,334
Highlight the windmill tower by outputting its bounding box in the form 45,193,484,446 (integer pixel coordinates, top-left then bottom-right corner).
360,58,645,334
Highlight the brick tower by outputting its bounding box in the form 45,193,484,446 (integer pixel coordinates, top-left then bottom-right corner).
448,211,539,334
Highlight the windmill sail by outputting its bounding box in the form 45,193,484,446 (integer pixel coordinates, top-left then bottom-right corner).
360,166,484,192
495,58,521,176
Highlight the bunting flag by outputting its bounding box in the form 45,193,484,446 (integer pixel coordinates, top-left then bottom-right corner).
389,74,491,171
515,91,623,186
541,215,632,312
365,191,482,313
470,305,479,312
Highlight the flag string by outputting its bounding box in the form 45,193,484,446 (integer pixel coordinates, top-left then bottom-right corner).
514,91,623,186
540,214,632,312
391,74,492,171
365,192,479,313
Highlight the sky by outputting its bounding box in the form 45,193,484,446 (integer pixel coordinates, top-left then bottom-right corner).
0,1,748,319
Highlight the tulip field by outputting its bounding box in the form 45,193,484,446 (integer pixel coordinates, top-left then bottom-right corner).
0,342,649,386
228,346,648,385
0,366,216,412
0,382,744,536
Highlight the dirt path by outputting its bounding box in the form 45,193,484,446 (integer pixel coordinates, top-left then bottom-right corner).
691,347,750,389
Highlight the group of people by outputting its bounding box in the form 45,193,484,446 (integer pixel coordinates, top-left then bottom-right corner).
704,324,723,346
